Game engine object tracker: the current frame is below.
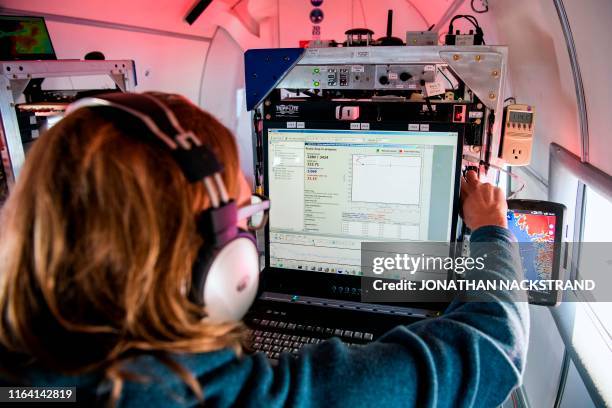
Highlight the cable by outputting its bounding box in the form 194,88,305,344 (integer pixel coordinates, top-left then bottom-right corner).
404,0,430,29
484,110,495,167
462,154,526,199
448,14,485,44
471,0,489,14
252,110,263,192
504,96,517,105
511,391,518,408
438,67,457,90
463,15,481,27
449,15,481,31
358,0,367,28
438,31,448,44
424,96,434,116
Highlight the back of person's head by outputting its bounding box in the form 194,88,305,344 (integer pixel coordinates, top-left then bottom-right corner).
0,92,244,396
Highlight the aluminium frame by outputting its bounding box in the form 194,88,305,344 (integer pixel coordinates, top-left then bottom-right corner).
0,59,136,187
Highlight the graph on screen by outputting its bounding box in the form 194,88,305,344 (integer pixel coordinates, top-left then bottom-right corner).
351,154,421,205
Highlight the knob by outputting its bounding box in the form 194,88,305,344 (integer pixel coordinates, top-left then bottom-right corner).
379,75,389,85
399,72,412,81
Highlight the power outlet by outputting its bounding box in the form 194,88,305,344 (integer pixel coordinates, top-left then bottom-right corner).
500,136,532,166
499,104,535,166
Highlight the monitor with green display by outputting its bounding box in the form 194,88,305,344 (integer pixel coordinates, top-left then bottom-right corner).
0,15,56,61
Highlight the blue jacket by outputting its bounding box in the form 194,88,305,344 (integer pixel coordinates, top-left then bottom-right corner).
14,226,529,407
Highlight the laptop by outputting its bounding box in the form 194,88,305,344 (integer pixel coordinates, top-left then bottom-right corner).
245,122,463,360
0,15,57,61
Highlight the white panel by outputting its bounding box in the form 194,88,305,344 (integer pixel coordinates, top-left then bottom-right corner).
522,306,566,408
490,0,582,182
200,28,255,183
563,0,612,176
42,20,209,103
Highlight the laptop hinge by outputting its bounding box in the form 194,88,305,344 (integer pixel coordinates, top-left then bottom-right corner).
258,292,439,318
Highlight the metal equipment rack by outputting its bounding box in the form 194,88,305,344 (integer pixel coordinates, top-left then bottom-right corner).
245,46,508,192
0,60,136,201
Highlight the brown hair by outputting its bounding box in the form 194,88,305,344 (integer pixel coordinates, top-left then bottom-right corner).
0,92,245,400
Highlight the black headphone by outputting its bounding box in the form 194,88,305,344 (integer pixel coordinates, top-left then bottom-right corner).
67,92,260,322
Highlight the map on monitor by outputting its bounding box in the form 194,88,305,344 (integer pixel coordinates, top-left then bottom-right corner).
507,209,556,281
507,199,566,305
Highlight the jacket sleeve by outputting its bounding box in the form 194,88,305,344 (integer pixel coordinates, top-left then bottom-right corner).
199,226,530,408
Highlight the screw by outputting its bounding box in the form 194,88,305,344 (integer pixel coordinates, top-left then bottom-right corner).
475,55,482,62
470,146,482,153
489,92,496,99
265,114,272,120
264,100,271,106
453,54,460,61
475,119,482,125
477,103,483,109
491,69,499,77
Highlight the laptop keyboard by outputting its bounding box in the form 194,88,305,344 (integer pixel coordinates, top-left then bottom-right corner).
247,317,375,361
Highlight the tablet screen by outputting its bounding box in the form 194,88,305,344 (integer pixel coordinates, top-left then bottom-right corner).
507,208,557,287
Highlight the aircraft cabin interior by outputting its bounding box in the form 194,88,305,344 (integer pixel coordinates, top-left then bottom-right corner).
0,0,610,407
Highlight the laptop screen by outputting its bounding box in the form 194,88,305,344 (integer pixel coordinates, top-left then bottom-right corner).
266,128,459,275
0,15,57,60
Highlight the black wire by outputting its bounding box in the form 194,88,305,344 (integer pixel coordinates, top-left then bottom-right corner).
450,15,481,30
484,110,495,169
424,96,434,116
471,0,489,14
448,15,485,44
252,110,263,189
463,15,481,27
438,67,457,90
504,96,517,105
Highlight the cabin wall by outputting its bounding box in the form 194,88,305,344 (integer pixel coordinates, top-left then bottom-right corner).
490,0,581,184
43,21,210,103
563,0,612,175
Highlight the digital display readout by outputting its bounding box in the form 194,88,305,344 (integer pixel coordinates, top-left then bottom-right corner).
509,111,533,124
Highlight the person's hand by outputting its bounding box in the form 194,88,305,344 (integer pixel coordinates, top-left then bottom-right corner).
460,170,508,231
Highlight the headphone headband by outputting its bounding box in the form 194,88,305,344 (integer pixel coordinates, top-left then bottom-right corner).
67,92,223,183
67,92,260,322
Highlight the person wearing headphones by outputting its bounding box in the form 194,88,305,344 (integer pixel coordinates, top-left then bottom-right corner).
0,92,528,407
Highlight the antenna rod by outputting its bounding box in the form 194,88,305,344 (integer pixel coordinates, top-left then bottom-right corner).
386,10,393,37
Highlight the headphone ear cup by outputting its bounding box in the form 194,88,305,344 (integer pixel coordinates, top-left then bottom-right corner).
191,233,259,323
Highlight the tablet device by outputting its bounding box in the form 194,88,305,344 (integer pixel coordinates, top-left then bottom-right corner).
506,199,566,306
